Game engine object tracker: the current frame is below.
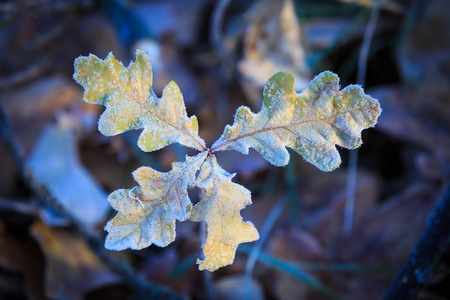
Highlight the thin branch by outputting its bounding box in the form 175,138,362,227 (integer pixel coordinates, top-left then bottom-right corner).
0,60,47,91
343,0,382,235
244,195,288,300
210,0,232,60
357,0,383,85
383,182,450,300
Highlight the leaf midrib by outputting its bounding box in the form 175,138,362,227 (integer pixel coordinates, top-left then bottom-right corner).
211,106,374,152
110,152,207,247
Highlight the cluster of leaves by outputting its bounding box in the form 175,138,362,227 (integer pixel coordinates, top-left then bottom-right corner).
73,50,380,271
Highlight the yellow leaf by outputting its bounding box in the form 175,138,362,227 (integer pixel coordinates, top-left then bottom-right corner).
74,50,205,152
211,71,381,171
190,155,259,271
105,152,207,250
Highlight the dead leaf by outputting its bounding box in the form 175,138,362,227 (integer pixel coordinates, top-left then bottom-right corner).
27,122,110,230
238,0,310,105
31,220,121,300
0,76,94,153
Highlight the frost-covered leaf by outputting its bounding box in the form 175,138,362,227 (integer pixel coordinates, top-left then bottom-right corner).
73,50,205,152
27,123,109,230
211,71,381,171
190,156,259,271
105,152,207,250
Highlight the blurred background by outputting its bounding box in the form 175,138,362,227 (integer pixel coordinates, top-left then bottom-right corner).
0,0,449,299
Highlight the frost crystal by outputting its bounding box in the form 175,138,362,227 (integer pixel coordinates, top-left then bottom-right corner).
211,71,381,171
74,51,380,271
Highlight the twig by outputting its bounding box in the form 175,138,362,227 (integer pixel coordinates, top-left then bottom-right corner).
0,103,185,300
0,197,36,216
343,0,382,235
244,195,288,300
357,0,382,86
210,0,234,123
0,60,47,91
210,0,232,59
383,182,450,300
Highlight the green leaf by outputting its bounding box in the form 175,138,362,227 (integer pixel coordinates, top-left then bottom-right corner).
73,50,205,152
190,155,259,271
211,71,381,171
105,152,207,250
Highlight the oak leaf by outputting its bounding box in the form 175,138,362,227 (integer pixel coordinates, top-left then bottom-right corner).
105,152,207,250
211,71,381,171
190,155,259,271
73,50,381,272
73,50,205,152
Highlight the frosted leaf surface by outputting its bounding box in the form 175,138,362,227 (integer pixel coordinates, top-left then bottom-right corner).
105,152,207,250
27,124,109,230
73,50,205,152
190,155,259,271
211,71,381,171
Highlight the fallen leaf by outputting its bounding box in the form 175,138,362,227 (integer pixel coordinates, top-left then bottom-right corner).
0,76,92,153
238,0,310,105
31,220,121,300
27,122,110,230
